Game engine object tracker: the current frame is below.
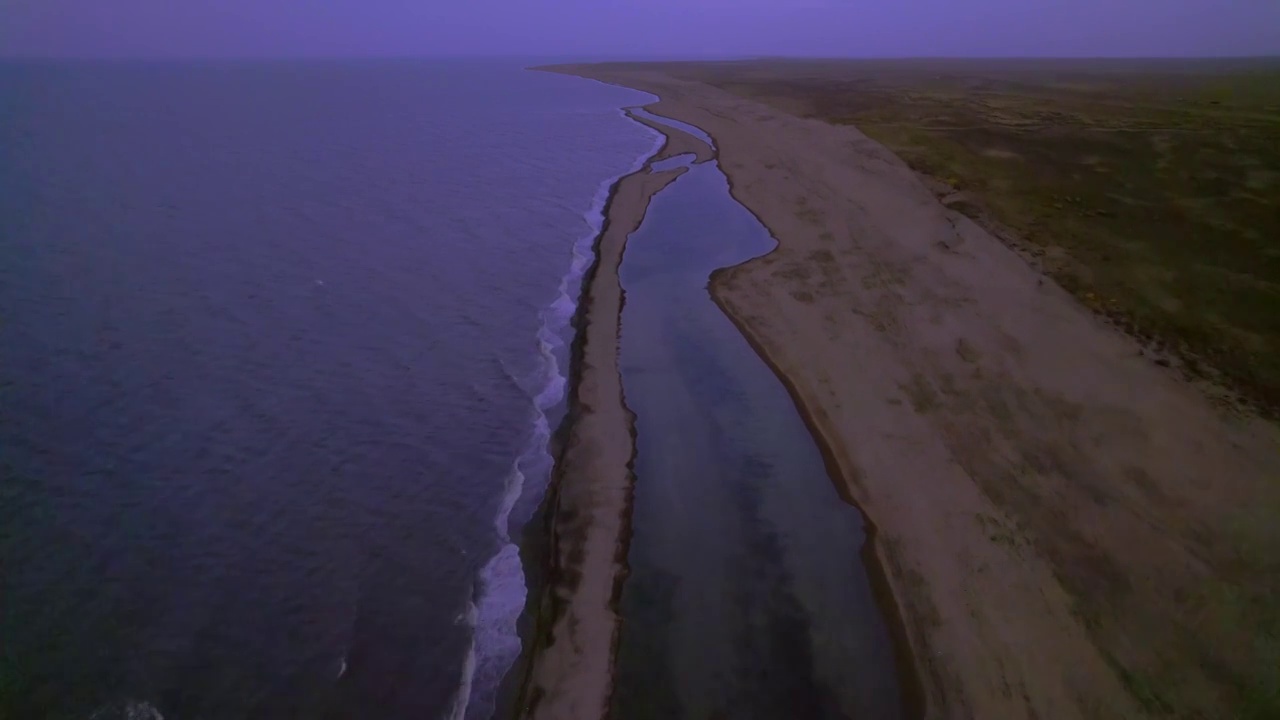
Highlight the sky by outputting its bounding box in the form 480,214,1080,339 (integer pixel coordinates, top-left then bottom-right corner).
2,0,1278,58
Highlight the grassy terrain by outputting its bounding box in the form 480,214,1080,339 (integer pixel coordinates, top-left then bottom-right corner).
656,58,1280,417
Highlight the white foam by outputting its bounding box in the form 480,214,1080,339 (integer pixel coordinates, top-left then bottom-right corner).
533,356,566,412
494,459,527,544
445,599,480,720
462,544,527,720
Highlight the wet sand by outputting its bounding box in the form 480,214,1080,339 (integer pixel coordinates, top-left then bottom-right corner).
534,65,1280,719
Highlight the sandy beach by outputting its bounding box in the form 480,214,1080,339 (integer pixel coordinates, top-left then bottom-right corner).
521,64,1280,720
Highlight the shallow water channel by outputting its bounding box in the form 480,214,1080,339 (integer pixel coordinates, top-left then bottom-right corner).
612,130,903,719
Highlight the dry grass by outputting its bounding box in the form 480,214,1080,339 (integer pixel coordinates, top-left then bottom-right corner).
653,58,1280,418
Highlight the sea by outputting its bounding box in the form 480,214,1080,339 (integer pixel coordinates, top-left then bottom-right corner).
0,59,660,720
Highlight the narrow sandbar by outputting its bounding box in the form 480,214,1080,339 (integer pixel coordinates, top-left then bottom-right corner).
513,107,712,719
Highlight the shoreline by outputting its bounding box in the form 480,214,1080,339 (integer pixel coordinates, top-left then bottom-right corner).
707,262,927,720
511,99,710,719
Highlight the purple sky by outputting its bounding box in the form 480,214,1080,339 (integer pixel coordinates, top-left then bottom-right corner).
2,0,1278,58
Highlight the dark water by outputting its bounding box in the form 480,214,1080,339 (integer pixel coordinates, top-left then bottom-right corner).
613,154,903,718
0,60,659,720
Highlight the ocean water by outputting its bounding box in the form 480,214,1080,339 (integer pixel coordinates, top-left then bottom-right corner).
0,59,658,720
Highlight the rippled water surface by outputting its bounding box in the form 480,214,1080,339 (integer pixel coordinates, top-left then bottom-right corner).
0,59,658,720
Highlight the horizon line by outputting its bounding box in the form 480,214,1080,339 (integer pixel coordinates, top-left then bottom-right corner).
3,52,1280,62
